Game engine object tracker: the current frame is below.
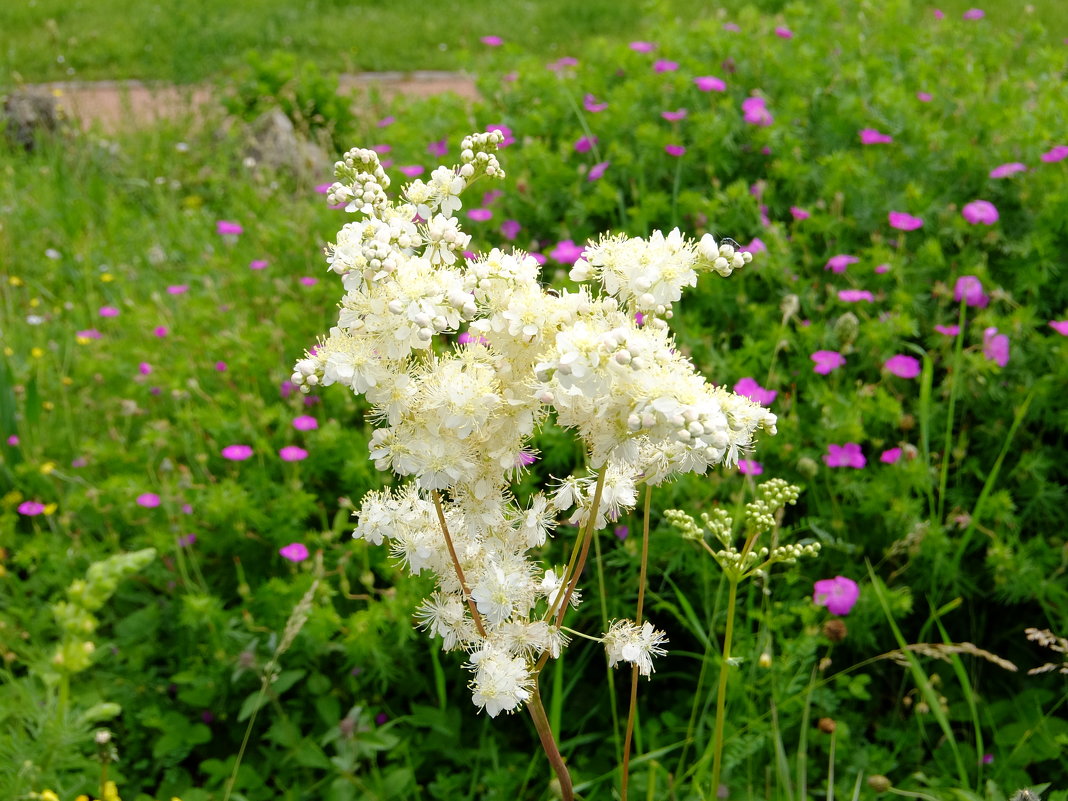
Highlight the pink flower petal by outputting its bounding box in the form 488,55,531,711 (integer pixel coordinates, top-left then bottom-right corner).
694,75,726,92
884,354,921,378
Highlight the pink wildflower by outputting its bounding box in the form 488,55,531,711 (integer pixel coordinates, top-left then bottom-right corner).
790,206,810,221
875,263,891,274
811,350,846,374
917,91,933,102
738,459,764,475
885,354,921,378
1049,320,1068,336
427,139,448,157
745,237,766,254
962,8,985,19
838,289,874,302
588,161,611,181
583,94,608,113
742,96,773,126
216,221,243,236
813,576,860,615
694,76,726,92
661,109,688,122
824,443,866,469
574,136,598,153
962,200,998,225
653,59,679,73
377,115,395,128
76,329,103,340
734,377,777,406
249,260,268,270
825,254,859,273
775,26,794,38
99,306,119,317
153,326,168,337
279,542,309,562
888,211,924,231
398,165,425,178
279,446,309,462
953,275,989,308
221,444,253,461
500,219,522,240
486,124,515,147
630,41,656,52
167,284,188,295
550,240,586,265
139,362,152,375
859,128,893,145
723,22,741,32
880,448,902,464
935,324,961,336
467,208,493,222
299,277,318,286
1040,145,1068,163
292,415,318,431
136,492,161,508
480,35,503,46
18,500,46,516
665,144,686,157
983,327,1010,367
989,162,1027,178
215,361,227,371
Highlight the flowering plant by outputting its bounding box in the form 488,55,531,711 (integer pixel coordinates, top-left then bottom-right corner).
290,131,777,795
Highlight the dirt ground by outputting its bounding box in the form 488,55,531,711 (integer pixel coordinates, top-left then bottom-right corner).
33,71,479,133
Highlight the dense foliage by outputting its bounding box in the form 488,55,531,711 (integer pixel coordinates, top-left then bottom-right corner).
2,1,1067,800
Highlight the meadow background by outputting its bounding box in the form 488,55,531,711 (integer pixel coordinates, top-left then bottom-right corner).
2,0,1067,800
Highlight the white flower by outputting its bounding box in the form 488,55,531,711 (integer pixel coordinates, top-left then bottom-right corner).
415,592,469,651
471,565,528,626
468,645,533,717
604,619,668,677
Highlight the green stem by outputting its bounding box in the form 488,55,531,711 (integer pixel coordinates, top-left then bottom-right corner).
710,576,739,798
622,486,654,798
937,300,967,524
527,681,574,801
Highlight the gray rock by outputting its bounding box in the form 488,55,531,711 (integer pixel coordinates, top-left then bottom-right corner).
243,109,331,178
2,89,66,150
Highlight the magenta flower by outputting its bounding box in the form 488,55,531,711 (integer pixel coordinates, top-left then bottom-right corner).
875,263,891,274
138,362,152,376
18,500,46,516
279,445,309,462
99,306,119,317
583,94,608,113
738,459,764,475
500,219,522,240
888,211,924,231
292,415,318,431
371,144,391,155
653,59,679,73
932,8,945,19
214,361,228,371
824,443,866,469
1050,320,1068,336
962,200,998,225
216,221,243,236
742,96,773,126
629,41,656,52
6,435,18,446
398,165,425,178
178,533,196,547
917,91,933,102
377,115,395,128
661,108,688,122
790,206,810,221
838,289,874,302
983,327,1010,367
989,162,1027,178
153,326,168,337
665,144,686,157
745,237,767,254
953,275,989,308
550,240,586,265
481,190,503,207
734,377,777,406
881,447,903,464
547,56,579,71
588,161,611,181
136,492,161,508
574,136,598,153
811,350,846,374
1041,145,1068,163
614,525,629,541
885,354,921,378
167,284,188,295
694,75,726,92
825,254,859,273
813,576,860,615
467,208,493,222
221,444,253,461
774,26,794,38
859,128,893,145
279,542,309,562
299,277,318,287
486,124,515,148
76,328,103,340
935,324,961,336
480,35,503,46
962,8,985,19
249,259,268,270
427,139,448,157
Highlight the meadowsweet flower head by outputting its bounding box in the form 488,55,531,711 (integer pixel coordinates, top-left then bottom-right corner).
962,200,998,225
604,619,668,677
813,576,859,615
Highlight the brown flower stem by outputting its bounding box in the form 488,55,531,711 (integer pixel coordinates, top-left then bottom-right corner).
527,679,575,801
621,485,653,798
432,490,487,638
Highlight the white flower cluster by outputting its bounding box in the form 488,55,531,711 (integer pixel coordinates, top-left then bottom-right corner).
294,132,776,717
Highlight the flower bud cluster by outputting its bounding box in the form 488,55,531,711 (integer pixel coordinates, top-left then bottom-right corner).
744,478,801,535
295,132,774,717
